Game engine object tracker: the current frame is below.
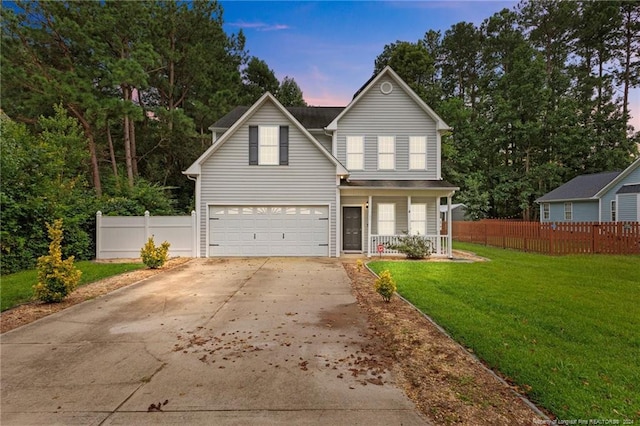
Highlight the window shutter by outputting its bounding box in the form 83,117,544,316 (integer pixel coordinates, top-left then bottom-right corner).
279,126,289,165
249,126,258,165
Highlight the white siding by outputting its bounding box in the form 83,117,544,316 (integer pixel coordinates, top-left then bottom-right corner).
199,101,338,256
336,77,439,180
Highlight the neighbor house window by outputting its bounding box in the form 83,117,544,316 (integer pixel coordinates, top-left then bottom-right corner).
346,136,364,170
409,136,427,170
611,200,616,222
259,126,279,165
377,203,395,235
410,203,427,235
542,203,550,220
564,202,572,220
378,136,395,170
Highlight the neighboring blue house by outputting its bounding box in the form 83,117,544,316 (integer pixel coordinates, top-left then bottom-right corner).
536,159,640,223
184,67,458,258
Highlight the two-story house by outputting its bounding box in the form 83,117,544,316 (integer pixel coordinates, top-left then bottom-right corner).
184,67,458,258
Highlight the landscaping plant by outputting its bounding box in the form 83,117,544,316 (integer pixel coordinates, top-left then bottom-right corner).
140,236,170,269
374,270,396,302
33,219,82,303
386,231,432,259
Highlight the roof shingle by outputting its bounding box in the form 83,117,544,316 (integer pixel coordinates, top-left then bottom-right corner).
210,105,344,130
536,171,622,202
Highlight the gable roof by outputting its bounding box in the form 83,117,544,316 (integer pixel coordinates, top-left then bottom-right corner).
185,92,348,176
325,66,451,132
593,158,640,198
536,159,640,202
210,106,344,131
536,171,622,202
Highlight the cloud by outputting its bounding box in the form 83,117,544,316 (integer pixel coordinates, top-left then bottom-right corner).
227,21,290,31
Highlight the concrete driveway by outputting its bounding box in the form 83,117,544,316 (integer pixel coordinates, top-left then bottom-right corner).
1,258,427,425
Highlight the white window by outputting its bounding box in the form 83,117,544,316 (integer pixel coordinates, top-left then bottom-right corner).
409,136,427,170
410,204,427,235
564,202,572,221
378,136,395,170
611,200,616,222
377,203,395,235
542,203,550,220
346,136,364,170
259,126,279,165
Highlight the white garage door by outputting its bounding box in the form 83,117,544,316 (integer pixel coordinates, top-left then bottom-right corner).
208,206,329,256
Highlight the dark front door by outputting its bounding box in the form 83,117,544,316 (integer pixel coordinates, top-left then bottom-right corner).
343,206,362,251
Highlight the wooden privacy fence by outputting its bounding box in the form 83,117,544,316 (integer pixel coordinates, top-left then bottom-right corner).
451,220,640,255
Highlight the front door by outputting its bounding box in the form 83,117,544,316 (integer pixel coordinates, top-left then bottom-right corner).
343,206,362,251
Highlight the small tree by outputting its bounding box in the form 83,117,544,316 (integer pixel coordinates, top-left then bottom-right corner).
374,270,397,303
386,231,432,259
33,219,82,303
140,236,170,269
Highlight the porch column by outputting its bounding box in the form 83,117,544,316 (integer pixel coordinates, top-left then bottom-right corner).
367,195,373,257
447,194,453,258
436,197,442,255
407,196,412,235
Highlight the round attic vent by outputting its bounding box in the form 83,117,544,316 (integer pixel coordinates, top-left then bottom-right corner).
380,81,393,94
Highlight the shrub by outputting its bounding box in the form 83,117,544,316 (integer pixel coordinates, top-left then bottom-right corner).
33,219,82,303
140,236,170,269
374,270,396,303
356,259,364,272
386,231,432,259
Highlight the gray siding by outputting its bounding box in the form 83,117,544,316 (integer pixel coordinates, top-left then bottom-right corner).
199,101,338,256
618,194,639,221
336,77,439,180
310,131,333,153
600,165,640,221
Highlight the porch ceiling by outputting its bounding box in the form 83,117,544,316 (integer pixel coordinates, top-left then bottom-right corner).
340,179,458,190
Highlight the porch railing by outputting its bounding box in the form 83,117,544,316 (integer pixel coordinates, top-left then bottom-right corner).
369,234,450,257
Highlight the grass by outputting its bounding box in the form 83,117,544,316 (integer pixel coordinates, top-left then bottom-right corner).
369,243,640,421
1,261,145,312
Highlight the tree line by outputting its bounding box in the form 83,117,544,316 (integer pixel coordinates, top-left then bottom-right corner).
0,0,305,273
1,0,638,273
374,1,639,219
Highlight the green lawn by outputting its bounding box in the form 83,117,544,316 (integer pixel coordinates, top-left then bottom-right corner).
369,243,640,421
1,261,145,311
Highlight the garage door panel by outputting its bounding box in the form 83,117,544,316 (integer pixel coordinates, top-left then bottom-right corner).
209,205,329,256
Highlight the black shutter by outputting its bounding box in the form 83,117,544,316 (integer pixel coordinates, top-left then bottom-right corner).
279,126,289,165
249,126,258,165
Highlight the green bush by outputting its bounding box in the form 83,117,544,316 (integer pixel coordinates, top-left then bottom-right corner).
386,231,432,259
33,219,82,303
140,236,170,269
374,270,396,303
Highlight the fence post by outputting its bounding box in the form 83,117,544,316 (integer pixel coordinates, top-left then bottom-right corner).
191,210,197,257
144,210,150,241
591,224,597,254
96,211,102,259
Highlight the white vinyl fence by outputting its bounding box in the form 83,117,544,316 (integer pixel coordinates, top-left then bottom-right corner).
96,211,197,259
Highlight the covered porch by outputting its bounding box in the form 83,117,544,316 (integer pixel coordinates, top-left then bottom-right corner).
339,180,458,258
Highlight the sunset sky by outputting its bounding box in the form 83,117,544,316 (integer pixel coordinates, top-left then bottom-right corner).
220,0,640,130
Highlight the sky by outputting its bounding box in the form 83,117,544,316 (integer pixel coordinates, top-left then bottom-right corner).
219,0,640,130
